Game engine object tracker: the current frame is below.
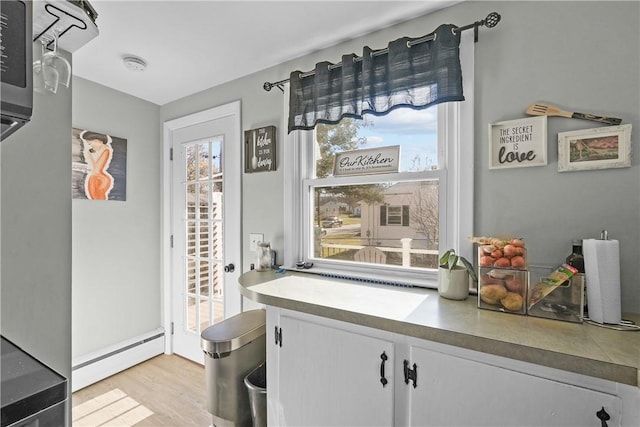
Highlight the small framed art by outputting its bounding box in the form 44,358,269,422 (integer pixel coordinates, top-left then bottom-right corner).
72,128,127,201
245,126,277,173
558,124,632,172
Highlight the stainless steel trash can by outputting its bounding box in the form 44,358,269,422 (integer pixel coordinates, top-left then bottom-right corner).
201,309,266,427
244,362,266,427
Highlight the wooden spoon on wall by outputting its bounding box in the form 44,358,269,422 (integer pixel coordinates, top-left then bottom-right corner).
526,103,622,125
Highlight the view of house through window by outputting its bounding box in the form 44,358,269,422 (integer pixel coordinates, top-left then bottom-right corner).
310,107,441,271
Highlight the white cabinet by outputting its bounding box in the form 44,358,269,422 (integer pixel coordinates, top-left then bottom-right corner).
267,307,395,426
403,342,621,426
267,306,637,427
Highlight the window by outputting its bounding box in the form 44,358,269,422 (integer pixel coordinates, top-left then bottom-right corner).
381,205,409,226
284,32,474,288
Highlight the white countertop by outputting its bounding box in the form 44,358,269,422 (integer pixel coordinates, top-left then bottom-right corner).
240,269,640,387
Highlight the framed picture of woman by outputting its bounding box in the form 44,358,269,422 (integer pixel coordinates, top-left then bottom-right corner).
72,128,127,200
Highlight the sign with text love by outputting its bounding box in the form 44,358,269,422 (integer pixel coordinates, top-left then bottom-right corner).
333,145,400,176
488,116,547,169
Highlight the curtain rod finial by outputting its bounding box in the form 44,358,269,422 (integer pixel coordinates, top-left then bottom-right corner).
263,81,285,92
484,12,501,28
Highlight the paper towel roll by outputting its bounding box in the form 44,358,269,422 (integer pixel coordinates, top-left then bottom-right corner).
583,238,622,324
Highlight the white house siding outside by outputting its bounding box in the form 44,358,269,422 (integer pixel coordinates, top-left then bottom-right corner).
359,181,438,250
315,181,439,269
320,201,349,217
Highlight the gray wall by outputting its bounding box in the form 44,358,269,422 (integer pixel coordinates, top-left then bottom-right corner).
1,47,72,408
473,1,639,312
162,1,639,313
71,77,161,357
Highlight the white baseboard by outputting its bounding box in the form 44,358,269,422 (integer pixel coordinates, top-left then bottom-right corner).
72,328,165,392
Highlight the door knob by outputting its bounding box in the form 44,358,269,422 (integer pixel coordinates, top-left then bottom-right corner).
224,263,235,273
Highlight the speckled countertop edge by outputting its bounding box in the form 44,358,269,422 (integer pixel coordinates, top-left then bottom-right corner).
239,270,640,387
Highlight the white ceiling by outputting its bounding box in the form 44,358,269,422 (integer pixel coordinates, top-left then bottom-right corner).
72,1,459,105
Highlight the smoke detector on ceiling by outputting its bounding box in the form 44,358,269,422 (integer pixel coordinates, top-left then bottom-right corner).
123,55,147,72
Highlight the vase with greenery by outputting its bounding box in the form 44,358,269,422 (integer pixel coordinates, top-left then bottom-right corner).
438,249,478,300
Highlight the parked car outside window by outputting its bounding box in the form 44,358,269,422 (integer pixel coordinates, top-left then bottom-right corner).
321,216,343,228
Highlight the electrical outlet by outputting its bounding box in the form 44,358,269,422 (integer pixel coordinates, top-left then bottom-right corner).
249,233,264,252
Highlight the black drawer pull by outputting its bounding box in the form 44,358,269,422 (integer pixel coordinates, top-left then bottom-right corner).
379,351,388,387
596,407,610,427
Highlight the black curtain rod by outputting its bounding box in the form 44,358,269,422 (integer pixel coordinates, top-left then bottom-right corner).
263,11,501,92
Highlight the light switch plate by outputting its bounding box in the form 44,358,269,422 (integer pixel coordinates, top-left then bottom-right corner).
249,233,264,252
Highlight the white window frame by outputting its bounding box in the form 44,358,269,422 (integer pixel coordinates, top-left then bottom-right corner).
283,32,474,288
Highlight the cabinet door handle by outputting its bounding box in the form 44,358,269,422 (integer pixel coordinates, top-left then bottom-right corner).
403,359,417,388
274,326,282,347
379,351,388,387
596,407,610,427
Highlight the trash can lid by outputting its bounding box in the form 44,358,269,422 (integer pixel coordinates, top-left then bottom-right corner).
200,309,266,356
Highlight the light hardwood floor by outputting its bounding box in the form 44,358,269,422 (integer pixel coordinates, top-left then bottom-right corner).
72,355,211,427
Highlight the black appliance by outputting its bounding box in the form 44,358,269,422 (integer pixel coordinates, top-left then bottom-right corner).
1,336,67,427
0,0,33,142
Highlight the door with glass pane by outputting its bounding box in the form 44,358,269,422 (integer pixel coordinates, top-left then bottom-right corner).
170,103,241,364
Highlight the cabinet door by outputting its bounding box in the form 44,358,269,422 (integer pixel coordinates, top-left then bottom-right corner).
406,345,621,426
270,311,394,426
266,307,281,426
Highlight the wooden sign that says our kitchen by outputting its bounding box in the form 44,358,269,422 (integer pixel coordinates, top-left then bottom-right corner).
245,126,276,173
334,145,400,176
489,116,547,169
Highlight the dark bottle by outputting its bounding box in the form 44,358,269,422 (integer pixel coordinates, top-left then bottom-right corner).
566,240,585,272
566,239,586,315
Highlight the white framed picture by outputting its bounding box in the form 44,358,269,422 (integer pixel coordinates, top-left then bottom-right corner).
488,116,547,169
558,124,632,172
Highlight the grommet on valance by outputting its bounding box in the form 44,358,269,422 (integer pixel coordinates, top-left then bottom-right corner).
267,12,502,132
264,11,501,93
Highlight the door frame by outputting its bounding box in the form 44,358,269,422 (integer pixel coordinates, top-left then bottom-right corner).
162,100,242,355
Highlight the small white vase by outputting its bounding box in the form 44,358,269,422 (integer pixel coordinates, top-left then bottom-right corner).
438,267,470,300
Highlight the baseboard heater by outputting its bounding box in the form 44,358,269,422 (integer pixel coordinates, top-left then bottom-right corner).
71,328,165,392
